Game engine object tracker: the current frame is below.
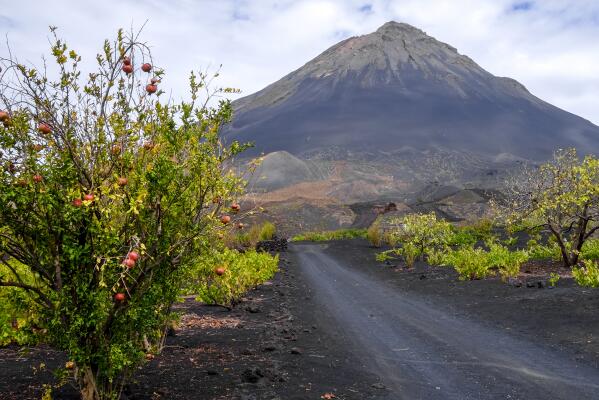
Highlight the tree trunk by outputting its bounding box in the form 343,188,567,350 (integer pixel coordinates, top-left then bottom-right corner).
547,222,573,268
80,367,100,400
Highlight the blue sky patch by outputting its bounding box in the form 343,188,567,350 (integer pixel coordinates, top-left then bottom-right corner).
359,4,373,13
511,1,534,12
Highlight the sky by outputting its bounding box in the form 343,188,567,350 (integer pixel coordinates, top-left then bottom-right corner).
1,0,599,124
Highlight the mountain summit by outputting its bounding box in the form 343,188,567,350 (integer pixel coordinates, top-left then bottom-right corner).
226,21,598,160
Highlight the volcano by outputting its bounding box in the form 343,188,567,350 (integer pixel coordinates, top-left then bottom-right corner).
225,21,598,160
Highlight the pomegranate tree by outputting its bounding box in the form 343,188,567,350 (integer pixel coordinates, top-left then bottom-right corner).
0,27,247,399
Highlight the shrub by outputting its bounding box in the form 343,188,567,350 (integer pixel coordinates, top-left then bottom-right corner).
400,243,420,268
377,212,453,266
426,249,448,267
486,243,528,280
259,221,276,241
581,238,599,260
367,220,383,247
444,247,492,280
292,228,367,242
548,272,560,287
186,248,278,307
572,259,599,288
0,28,247,399
447,229,478,247
526,239,562,261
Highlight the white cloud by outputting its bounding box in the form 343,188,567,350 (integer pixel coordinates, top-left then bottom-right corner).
1,0,598,124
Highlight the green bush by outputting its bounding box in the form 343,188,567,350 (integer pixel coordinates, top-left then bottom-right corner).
486,243,528,280
292,228,367,242
377,212,453,267
259,221,276,241
367,220,383,247
526,239,562,261
226,221,277,249
581,238,599,260
572,259,599,288
426,249,448,267
186,248,278,307
444,247,492,280
447,229,478,247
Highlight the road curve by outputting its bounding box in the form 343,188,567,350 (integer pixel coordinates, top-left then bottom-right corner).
293,243,599,400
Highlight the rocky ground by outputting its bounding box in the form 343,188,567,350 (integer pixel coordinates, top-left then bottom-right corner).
1,239,598,399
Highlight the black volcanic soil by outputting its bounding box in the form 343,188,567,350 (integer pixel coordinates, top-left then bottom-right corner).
1,240,598,399
0,255,382,400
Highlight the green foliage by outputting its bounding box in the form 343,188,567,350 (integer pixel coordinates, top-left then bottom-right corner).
448,222,496,248
444,247,492,280
572,259,599,288
226,221,277,249
259,221,276,241
426,249,447,267
501,149,599,268
581,238,599,260
0,260,42,346
0,28,250,399
291,228,367,242
377,212,453,267
526,239,562,261
367,220,383,247
486,243,529,280
548,272,560,287
439,242,527,281
186,248,278,307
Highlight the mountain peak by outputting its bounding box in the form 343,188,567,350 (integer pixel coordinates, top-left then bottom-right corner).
375,21,426,37
227,23,599,161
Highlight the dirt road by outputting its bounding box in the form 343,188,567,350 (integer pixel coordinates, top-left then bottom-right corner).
294,242,599,400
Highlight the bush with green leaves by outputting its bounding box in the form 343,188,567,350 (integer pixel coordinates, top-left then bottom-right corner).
259,221,276,241
186,247,278,307
526,239,562,261
444,247,492,280
486,243,529,280
291,228,367,242
377,212,453,267
367,219,383,247
581,238,599,260
0,28,248,399
572,259,599,288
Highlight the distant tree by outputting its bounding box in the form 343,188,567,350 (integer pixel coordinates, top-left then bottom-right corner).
499,149,598,268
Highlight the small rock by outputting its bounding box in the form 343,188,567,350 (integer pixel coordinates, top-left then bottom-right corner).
372,382,386,389
508,277,522,287
245,306,261,313
206,369,219,376
419,274,427,280
290,347,302,355
262,345,277,352
241,367,264,383
537,280,546,289
526,281,536,288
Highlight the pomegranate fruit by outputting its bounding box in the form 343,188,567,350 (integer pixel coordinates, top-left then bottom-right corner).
114,293,126,301
38,123,52,135
146,84,158,94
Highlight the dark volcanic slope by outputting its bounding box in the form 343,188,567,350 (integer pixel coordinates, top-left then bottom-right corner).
225,22,599,160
